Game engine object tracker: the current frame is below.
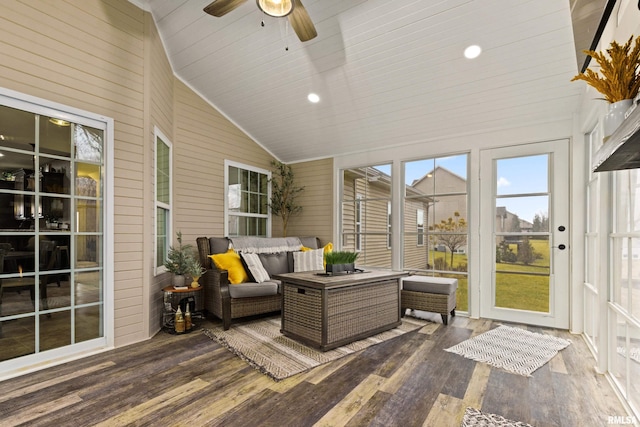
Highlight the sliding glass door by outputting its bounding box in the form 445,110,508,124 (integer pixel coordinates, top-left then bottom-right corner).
0,99,105,366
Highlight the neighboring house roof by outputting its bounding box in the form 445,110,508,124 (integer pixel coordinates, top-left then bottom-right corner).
346,166,432,201
411,166,466,188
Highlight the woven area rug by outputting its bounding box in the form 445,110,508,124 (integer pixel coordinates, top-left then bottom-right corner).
461,407,534,427
445,325,571,377
203,315,428,381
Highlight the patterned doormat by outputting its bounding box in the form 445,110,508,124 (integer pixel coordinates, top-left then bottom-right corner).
461,407,535,427
203,315,428,381
445,325,571,377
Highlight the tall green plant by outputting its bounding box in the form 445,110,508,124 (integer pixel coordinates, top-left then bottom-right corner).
269,160,304,237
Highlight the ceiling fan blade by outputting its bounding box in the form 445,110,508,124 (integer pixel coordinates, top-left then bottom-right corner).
203,0,248,17
288,0,317,42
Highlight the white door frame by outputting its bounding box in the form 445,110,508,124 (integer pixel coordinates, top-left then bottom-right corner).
480,140,570,328
0,87,114,380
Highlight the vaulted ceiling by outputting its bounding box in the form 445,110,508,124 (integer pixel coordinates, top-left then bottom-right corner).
133,0,583,163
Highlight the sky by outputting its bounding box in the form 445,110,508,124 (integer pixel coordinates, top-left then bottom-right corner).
373,154,549,223
495,154,549,223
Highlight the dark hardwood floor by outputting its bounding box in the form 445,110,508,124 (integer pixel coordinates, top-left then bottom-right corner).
0,312,629,426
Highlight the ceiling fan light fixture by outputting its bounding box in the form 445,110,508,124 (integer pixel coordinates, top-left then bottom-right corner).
49,118,71,127
257,0,293,17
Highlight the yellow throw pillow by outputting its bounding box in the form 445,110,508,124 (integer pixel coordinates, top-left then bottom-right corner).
323,242,333,254
323,242,333,267
300,246,312,252
209,250,248,284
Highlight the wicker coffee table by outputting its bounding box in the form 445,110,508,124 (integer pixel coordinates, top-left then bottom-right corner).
273,270,407,351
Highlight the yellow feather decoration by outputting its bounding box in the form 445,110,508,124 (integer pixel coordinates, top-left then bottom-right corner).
571,35,640,103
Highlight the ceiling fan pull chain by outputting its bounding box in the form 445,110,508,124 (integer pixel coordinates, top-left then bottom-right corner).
277,18,290,51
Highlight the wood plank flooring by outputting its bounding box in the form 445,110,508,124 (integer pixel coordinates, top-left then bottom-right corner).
0,313,630,426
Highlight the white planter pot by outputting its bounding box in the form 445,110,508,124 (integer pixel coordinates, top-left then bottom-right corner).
603,99,633,142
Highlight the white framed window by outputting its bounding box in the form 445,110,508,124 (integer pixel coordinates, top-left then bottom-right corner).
225,160,270,237
387,201,392,249
154,127,172,273
355,194,363,251
339,165,391,268
417,208,424,246
403,154,468,273
583,126,601,354
610,168,640,417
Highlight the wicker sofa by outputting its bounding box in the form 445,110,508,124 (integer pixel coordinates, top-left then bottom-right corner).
196,236,322,330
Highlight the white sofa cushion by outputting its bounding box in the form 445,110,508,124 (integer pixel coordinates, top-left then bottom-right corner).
293,248,324,272
240,252,270,283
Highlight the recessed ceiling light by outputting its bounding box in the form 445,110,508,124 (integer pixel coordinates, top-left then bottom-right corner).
464,45,482,59
308,93,320,103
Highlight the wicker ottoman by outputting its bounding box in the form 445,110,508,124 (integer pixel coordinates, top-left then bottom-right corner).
401,276,457,325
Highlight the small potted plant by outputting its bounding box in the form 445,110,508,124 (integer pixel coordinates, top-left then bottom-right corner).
324,251,359,275
185,253,205,288
164,231,195,287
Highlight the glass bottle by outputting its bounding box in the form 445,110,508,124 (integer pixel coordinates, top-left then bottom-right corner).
185,303,192,330
174,306,185,333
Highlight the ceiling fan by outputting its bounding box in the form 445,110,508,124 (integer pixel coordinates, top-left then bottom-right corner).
203,0,317,42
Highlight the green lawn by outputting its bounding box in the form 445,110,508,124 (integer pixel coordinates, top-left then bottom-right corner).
429,251,468,311
495,239,550,312
426,238,551,313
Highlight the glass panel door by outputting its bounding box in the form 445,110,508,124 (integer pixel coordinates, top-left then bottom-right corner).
480,141,569,328
0,102,105,364
494,157,550,312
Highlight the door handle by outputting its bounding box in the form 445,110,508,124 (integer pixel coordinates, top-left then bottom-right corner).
552,244,566,250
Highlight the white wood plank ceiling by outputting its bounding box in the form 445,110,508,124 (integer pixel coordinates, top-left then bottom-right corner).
133,0,582,163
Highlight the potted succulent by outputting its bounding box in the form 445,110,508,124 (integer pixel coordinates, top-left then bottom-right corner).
324,251,359,275
571,35,640,140
185,254,205,288
164,231,195,287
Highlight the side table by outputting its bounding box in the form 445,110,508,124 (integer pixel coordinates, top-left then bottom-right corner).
162,285,204,333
